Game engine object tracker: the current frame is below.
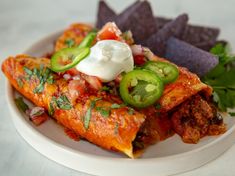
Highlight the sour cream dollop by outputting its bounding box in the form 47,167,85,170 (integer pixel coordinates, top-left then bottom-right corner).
76,40,134,82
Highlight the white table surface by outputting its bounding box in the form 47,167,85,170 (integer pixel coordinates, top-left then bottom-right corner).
0,0,235,175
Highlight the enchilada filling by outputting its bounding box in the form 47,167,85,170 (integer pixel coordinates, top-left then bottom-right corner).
133,94,226,152
171,94,226,143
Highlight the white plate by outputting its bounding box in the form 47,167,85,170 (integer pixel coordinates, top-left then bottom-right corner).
6,31,235,176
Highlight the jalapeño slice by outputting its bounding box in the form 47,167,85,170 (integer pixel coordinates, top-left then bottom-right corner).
143,61,179,84
78,31,97,49
119,70,164,108
51,47,90,72
50,31,97,72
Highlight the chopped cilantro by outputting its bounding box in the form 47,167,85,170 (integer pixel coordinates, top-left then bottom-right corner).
65,38,75,48
33,67,38,76
49,95,72,112
84,106,92,129
43,67,50,80
155,103,161,110
15,97,29,112
46,75,54,84
24,66,54,94
127,108,134,115
114,123,119,135
48,101,55,116
34,81,44,93
39,64,44,74
101,86,110,92
23,66,33,76
56,95,72,110
96,107,110,118
84,98,102,129
17,77,23,88
229,112,235,117
48,96,57,116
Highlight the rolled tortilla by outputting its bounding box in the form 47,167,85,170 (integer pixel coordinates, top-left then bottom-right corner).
1,53,214,158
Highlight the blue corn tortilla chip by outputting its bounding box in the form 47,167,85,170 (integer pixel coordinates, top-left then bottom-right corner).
143,14,188,57
182,25,220,46
155,17,220,51
155,17,171,30
165,37,219,77
96,1,117,29
196,40,228,52
114,0,157,43
194,40,217,51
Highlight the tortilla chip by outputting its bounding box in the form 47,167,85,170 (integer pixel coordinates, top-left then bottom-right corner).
165,37,219,77
96,1,117,29
182,25,220,49
194,40,217,51
155,17,171,30
114,1,157,43
143,14,188,57
155,16,220,51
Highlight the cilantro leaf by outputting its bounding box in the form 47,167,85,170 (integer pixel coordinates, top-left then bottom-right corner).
84,106,92,129
34,81,45,93
155,103,161,110
114,123,119,135
48,101,55,116
56,95,72,110
17,77,23,88
65,38,75,48
101,86,110,92
229,112,235,117
15,97,29,112
84,98,102,129
24,66,54,94
96,107,110,118
23,66,33,76
202,43,235,112
127,108,134,115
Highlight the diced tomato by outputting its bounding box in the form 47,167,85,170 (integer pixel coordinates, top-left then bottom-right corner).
68,79,86,97
30,113,48,126
83,75,103,90
97,22,122,41
134,55,146,65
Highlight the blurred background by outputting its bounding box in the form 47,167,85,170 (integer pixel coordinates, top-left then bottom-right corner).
0,0,235,176
0,0,235,59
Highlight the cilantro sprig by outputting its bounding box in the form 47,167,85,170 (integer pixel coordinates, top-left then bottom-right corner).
15,97,29,112
23,65,54,94
64,38,75,48
84,98,102,129
96,107,110,118
202,44,235,112
49,95,72,114
56,95,72,110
